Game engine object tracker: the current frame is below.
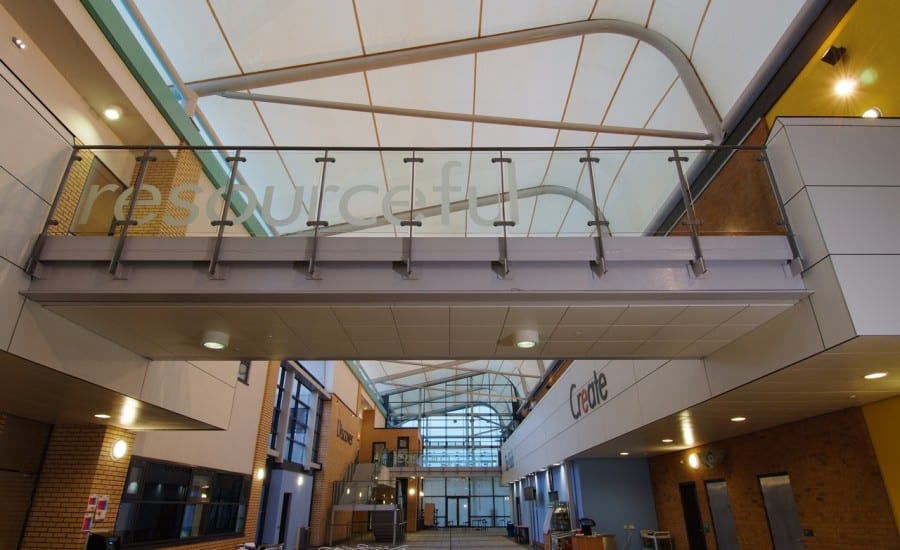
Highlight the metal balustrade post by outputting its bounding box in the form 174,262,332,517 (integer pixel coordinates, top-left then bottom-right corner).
491,154,515,278
394,153,424,279
306,152,335,279
108,149,156,277
669,150,707,276
209,150,246,278
580,154,609,278
25,149,82,276
759,150,803,275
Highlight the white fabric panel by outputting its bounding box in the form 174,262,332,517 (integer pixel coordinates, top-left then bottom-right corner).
255,73,371,104
475,39,581,120
374,116,471,148
256,103,378,146
565,35,636,124
691,0,806,115
603,42,678,128
133,0,239,82
368,56,474,113
602,149,678,235
480,0,594,35
198,95,273,145
554,130,600,147
644,79,707,136
472,123,557,147
356,0,480,53
529,194,573,236
647,0,709,57
209,0,361,72
591,0,653,24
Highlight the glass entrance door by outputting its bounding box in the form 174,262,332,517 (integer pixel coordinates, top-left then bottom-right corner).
446,497,470,528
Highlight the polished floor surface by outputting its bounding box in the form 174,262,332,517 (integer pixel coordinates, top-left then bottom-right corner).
317,527,530,549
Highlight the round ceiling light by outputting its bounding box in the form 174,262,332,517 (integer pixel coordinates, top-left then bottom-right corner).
202,330,229,350
862,107,883,118
514,329,539,349
864,372,887,380
730,416,747,422
103,105,122,120
834,78,858,97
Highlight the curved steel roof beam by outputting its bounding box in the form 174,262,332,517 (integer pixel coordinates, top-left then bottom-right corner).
188,19,722,142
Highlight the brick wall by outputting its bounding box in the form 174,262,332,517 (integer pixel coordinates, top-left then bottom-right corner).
20,425,134,550
649,407,900,549
308,394,362,547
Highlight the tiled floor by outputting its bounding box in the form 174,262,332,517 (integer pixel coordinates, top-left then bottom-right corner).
316,527,532,549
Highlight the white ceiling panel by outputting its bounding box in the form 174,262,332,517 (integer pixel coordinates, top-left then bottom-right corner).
356,0,480,53
368,56,475,113
255,73,371,104
691,0,806,115
565,34,637,124
374,116,472,148
480,0,594,35
209,0,361,72
475,39,581,120
644,79,708,136
590,0,653,25
647,0,710,57
197,96,272,145
471,123,557,147
603,41,678,128
257,104,378,147
133,0,239,82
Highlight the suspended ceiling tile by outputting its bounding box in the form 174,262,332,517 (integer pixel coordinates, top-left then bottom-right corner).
690,0,806,116
652,325,715,341
343,325,401,342
551,325,609,339
560,306,627,325
332,306,396,325
677,339,733,358
133,0,240,82
564,34,636,124
588,340,641,355
368,56,474,113
726,304,792,325
256,103,378,147
402,341,452,357
450,306,509,326
504,306,567,326
450,325,503,342
671,305,747,325
591,0,653,24
543,340,595,355
702,324,757,341
617,305,687,325
601,325,660,341
475,39,581,121
635,339,691,356
197,96,272,145
354,340,405,357
209,0,361,72
397,326,449,342
355,0,480,53
374,115,472,148
646,0,709,57
392,306,450,326
603,41,678,129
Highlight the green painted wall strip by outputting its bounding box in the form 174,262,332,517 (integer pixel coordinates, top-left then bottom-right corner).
80,0,267,236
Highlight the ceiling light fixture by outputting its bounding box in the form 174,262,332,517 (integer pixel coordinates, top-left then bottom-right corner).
864,372,887,380
687,452,700,469
619,451,629,456
820,45,846,65
515,329,539,349
94,413,111,419
12,37,25,49
730,416,747,422
661,438,674,444
834,78,858,97
202,330,229,350
103,105,122,120
862,107,883,119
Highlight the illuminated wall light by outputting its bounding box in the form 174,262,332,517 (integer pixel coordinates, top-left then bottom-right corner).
12,37,26,49
111,439,128,460
862,108,883,119
834,78,858,97
297,476,304,486
688,453,700,469
120,398,138,426
256,468,265,481
409,488,416,496
864,372,888,380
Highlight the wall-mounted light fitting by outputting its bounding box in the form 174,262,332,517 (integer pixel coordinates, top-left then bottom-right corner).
862,108,883,119
111,439,128,460
821,45,846,65
515,329,539,349
202,330,229,350
256,468,266,481
12,37,25,49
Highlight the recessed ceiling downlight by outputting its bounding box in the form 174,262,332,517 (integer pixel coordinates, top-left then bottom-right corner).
730,416,747,422
202,330,229,350
514,329,539,349
103,105,122,120
864,372,887,380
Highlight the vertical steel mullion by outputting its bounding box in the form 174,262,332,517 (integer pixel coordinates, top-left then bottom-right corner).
307,152,335,277
108,148,156,275
209,150,245,276
25,149,83,275
759,150,803,275
669,149,707,275
580,154,608,277
400,153,424,278
491,154,514,277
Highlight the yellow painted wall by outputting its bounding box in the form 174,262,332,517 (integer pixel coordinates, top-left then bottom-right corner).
863,396,900,532
767,0,900,125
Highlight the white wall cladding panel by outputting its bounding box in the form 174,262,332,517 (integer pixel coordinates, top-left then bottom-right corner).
357,0,480,53
333,360,361,410
0,169,50,268
133,0,239,82
475,39,581,121
368,56,474,113
482,0,593,35
10,301,149,397
563,34,636,124
690,0,806,115
766,122,806,202
704,298,824,396
140,360,235,429
808,186,900,255
636,359,710,424
209,0,361,72
601,386,644,441
784,188,827,268
190,361,240,387
832,255,900,337
0,258,29,352
803,257,856,349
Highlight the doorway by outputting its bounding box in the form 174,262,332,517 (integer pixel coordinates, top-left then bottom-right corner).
678,482,708,550
278,493,292,544
705,480,739,550
372,442,386,465
758,474,805,549
446,496,470,528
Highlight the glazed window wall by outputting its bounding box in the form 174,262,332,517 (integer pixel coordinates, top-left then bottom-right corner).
421,476,510,528
269,361,323,467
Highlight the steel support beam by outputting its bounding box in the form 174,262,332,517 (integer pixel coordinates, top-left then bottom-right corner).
190,19,722,142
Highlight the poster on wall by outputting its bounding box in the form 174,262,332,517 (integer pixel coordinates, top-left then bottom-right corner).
85,494,98,512
81,512,93,532
94,495,110,522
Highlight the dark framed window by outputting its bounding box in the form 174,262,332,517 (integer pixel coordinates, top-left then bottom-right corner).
114,458,249,546
237,360,251,384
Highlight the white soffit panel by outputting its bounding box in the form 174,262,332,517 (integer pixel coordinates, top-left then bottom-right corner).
475,39,581,121
646,0,709,57
209,0,361,72
603,41,678,128
356,0,480,53
133,0,239,82
691,0,806,114
367,56,475,113
591,0,653,24
197,95,272,144
480,0,594,35
564,34,637,124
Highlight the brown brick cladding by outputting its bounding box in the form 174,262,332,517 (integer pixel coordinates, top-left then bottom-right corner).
308,394,362,547
20,425,134,550
648,407,900,550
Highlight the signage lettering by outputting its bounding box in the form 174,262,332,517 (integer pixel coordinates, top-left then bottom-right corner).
569,370,609,420
337,419,354,445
